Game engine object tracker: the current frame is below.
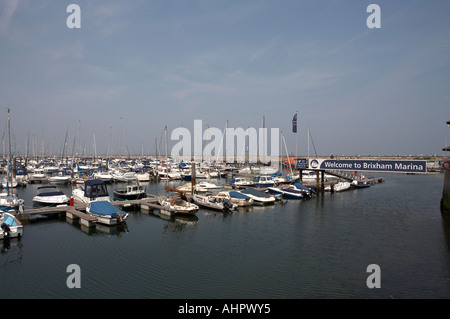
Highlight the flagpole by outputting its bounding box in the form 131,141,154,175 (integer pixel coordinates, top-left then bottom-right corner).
295,110,298,160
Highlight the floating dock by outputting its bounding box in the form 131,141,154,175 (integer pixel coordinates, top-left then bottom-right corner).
18,195,167,227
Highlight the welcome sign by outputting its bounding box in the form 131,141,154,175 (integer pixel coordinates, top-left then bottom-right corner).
308,159,427,174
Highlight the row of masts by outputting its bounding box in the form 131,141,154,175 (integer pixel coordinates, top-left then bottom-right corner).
2,114,318,166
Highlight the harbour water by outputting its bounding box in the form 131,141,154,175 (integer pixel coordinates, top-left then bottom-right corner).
1,172,449,299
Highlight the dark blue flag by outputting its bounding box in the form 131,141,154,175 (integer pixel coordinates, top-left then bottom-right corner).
292,113,297,133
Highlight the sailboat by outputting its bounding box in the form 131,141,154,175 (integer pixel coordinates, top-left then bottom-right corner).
0,109,24,214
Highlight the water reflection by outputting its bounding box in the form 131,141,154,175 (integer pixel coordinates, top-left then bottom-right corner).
163,215,199,232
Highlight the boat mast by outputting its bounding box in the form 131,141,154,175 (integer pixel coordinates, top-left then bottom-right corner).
7,108,12,196
307,127,310,162
61,126,69,165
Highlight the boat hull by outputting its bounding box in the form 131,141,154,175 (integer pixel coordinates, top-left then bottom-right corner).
113,192,146,200
1,212,23,240
86,201,128,226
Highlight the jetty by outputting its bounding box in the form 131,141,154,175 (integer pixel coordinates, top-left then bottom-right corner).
18,195,167,228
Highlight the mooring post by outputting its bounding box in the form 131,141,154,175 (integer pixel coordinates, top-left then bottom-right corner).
321,170,325,193
191,162,196,195
316,170,320,194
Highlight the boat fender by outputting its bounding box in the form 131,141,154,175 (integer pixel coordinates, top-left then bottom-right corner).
443,162,450,169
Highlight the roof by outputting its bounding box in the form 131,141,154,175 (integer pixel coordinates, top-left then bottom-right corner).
85,179,107,186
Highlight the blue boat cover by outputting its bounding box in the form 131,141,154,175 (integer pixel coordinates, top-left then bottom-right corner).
229,191,250,199
241,188,272,198
89,201,124,217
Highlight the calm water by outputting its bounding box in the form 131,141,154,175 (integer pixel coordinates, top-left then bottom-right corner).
1,173,449,299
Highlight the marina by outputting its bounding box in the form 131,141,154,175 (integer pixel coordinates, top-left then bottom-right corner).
0,170,448,299
1,0,449,305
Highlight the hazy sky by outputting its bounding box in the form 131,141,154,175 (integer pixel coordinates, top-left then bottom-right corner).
1,0,449,157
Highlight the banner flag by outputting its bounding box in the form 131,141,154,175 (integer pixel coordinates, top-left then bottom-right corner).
292,113,297,133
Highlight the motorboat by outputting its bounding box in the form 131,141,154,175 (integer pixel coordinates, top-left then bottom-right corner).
113,184,146,200
32,185,70,207
252,175,278,188
87,200,128,225
351,180,371,188
192,192,237,211
325,181,351,192
157,167,182,181
28,168,48,184
214,190,253,207
159,186,199,216
72,179,128,225
0,192,24,213
14,167,28,185
194,181,223,192
0,212,23,240
72,179,111,204
158,195,199,215
48,170,71,185
240,188,276,205
135,170,151,182
268,183,312,200
229,177,256,189
92,171,113,183
112,171,137,183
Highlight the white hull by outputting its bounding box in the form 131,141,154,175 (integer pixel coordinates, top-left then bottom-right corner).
33,196,69,206
0,212,24,240
49,176,71,184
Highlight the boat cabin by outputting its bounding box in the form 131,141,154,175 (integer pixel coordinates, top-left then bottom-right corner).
83,180,109,200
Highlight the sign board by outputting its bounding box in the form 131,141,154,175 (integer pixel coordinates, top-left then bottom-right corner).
308,158,427,174
296,158,307,169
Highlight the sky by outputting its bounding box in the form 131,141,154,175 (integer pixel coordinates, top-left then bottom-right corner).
0,0,449,158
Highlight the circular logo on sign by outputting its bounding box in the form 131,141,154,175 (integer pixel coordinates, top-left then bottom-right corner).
310,159,319,169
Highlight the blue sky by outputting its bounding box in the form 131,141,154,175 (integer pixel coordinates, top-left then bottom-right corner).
0,0,449,157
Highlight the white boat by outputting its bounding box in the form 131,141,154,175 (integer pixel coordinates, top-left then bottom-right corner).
230,177,256,189
0,212,23,240
72,179,111,204
86,200,128,225
112,171,136,183
0,110,25,214
0,192,24,213
72,179,128,225
214,190,253,207
1,177,18,189
32,185,70,207
48,170,71,184
92,171,113,183
268,183,312,200
113,184,146,200
158,195,199,215
135,170,151,182
194,181,223,192
28,168,48,183
192,193,237,211
240,188,276,205
325,181,351,192
252,175,278,188
351,180,371,189
14,167,28,184
157,167,182,180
